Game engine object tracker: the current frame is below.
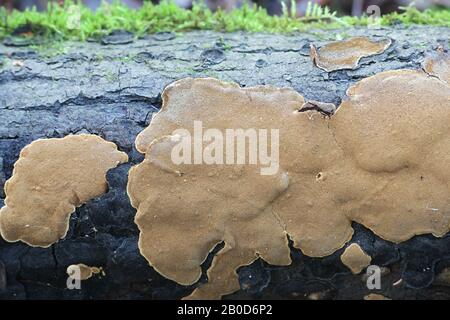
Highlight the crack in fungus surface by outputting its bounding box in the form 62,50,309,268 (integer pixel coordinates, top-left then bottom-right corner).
128,67,450,299
0,134,128,248
310,37,392,72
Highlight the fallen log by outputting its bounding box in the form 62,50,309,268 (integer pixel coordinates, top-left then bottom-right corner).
1,26,450,299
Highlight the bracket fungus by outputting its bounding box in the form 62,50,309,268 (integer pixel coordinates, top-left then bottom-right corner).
330,69,450,242
0,134,128,247
310,37,391,72
129,69,450,299
340,243,371,274
0,261,5,291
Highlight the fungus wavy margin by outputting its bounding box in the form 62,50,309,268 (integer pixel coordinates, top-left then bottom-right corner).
0,134,128,248
310,36,392,72
128,66,450,299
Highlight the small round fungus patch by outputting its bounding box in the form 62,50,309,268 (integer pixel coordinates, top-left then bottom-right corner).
340,243,371,274
310,36,391,72
0,134,128,247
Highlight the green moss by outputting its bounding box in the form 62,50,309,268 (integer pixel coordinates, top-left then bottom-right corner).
29,41,68,57
0,1,449,42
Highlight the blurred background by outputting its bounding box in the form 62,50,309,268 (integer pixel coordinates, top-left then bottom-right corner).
0,0,449,16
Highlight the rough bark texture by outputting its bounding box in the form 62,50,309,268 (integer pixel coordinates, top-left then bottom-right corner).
1,26,450,300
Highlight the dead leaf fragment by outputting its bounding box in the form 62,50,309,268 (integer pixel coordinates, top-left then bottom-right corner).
310,37,391,72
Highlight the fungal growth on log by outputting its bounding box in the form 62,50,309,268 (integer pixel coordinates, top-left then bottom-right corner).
340,243,371,274
310,36,391,72
423,50,450,85
129,69,450,299
330,69,450,242
128,79,299,299
0,134,128,247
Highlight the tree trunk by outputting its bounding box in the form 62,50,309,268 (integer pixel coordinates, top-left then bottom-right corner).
1,27,450,299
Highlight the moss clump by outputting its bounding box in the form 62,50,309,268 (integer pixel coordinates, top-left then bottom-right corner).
0,1,449,41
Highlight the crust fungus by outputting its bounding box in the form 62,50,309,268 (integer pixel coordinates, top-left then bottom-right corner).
129,78,301,299
129,70,450,299
330,69,450,242
340,243,371,274
423,50,450,86
0,134,128,247
310,37,391,72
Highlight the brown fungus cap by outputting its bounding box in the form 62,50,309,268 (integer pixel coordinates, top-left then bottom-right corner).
129,71,450,299
0,134,128,247
330,69,450,242
340,243,371,274
310,37,391,72
129,135,291,290
129,78,349,299
129,78,307,299
423,50,450,86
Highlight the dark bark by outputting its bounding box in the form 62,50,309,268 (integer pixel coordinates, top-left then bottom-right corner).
0,27,450,299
